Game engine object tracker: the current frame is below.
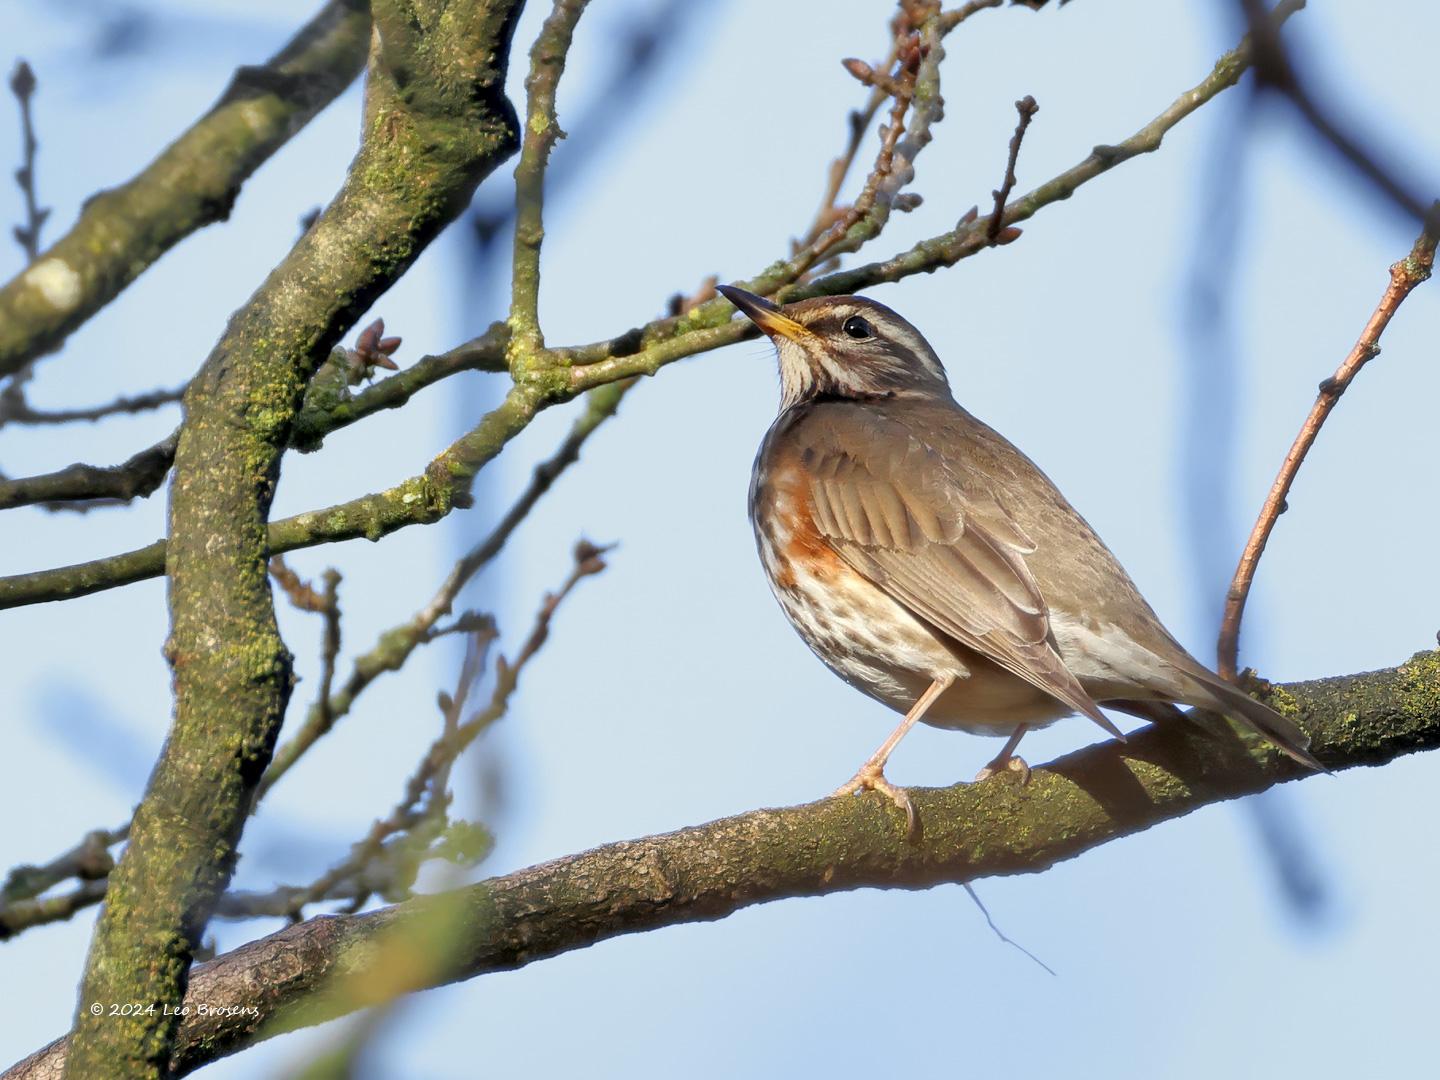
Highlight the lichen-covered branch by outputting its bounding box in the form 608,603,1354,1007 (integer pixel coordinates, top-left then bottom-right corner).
0,10,1278,609
0,0,371,380
0,324,506,513
0,433,179,512
61,3,527,1075
9,650,1438,1080
507,0,592,367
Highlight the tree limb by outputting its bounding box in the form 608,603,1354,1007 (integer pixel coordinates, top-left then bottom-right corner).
0,8,1292,609
0,0,372,380
0,324,506,513
1217,222,1436,678
9,650,1438,1079
62,3,527,1075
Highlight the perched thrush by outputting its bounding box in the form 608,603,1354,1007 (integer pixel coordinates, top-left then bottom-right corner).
720,285,1318,833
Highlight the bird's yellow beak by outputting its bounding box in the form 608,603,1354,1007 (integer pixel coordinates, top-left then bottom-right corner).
717,285,812,343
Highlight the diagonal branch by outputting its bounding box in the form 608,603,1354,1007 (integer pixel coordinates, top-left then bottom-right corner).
0,0,371,380
1217,222,1436,678
8,649,1438,1079
0,10,1287,610
0,323,507,513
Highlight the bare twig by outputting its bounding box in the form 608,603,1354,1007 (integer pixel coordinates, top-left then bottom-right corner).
1,828,120,906
938,1,1004,33
2,60,48,424
1217,222,1437,679
0,10,1289,608
257,540,607,923
8,61,46,261
0,432,178,512
987,95,1038,242
0,827,124,939
0,384,184,426
508,0,593,367
0,881,107,940
257,381,631,800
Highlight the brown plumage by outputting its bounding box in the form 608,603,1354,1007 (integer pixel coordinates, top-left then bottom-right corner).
722,285,1318,833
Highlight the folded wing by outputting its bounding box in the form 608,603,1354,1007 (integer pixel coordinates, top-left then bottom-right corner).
796,403,1120,737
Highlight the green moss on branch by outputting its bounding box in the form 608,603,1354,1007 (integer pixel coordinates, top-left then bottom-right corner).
62,4,527,1076
9,649,1436,1079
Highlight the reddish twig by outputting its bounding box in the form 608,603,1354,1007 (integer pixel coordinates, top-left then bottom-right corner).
1217,221,1437,679
987,95,1038,243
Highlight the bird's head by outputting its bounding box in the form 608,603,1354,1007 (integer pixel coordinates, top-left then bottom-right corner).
718,286,951,410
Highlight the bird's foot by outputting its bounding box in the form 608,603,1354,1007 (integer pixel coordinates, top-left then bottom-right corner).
975,754,1031,785
833,764,918,839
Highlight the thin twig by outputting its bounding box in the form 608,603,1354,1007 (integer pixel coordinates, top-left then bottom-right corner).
0,431,178,512
1,828,121,906
987,95,1038,242
256,382,631,801
1216,222,1437,679
937,0,1004,33
0,384,184,426
0,9,1289,608
267,540,608,922
2,60,48,424
508,0,593,367
8,61,46,261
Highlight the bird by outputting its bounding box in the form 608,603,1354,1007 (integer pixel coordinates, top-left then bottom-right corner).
718,284,1319,835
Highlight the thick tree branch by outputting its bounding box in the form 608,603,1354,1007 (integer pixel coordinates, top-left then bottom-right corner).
0,0,371,380
9,650,1438,1079
62,3,527,1075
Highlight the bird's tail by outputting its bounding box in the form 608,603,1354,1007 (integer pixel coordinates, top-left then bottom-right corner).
1184,671,1324,772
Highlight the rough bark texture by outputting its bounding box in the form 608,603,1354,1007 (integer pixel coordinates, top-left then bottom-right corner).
0,0,371,379
12,650,1437,1079
61,4,527,1078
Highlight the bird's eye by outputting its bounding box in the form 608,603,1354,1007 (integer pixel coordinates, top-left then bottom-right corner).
842,315,873,339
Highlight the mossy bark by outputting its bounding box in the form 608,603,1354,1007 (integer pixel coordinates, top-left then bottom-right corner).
10,650,1438,1079
0,1,371,379
61,4,527,1078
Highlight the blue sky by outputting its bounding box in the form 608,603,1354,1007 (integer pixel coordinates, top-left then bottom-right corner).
2,1,1439,1076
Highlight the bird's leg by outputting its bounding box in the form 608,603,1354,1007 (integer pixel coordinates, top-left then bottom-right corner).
975,723,1030,784
833,675,953,838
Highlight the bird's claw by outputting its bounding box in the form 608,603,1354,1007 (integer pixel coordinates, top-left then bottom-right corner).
975,754,1031,785
833,765,919,840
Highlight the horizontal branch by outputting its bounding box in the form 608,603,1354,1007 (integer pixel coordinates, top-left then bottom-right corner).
0,325,506,513
8,648,1437,1079
0,0,371,379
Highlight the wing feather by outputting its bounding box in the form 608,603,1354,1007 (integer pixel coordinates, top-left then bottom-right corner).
797,405,1119,736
